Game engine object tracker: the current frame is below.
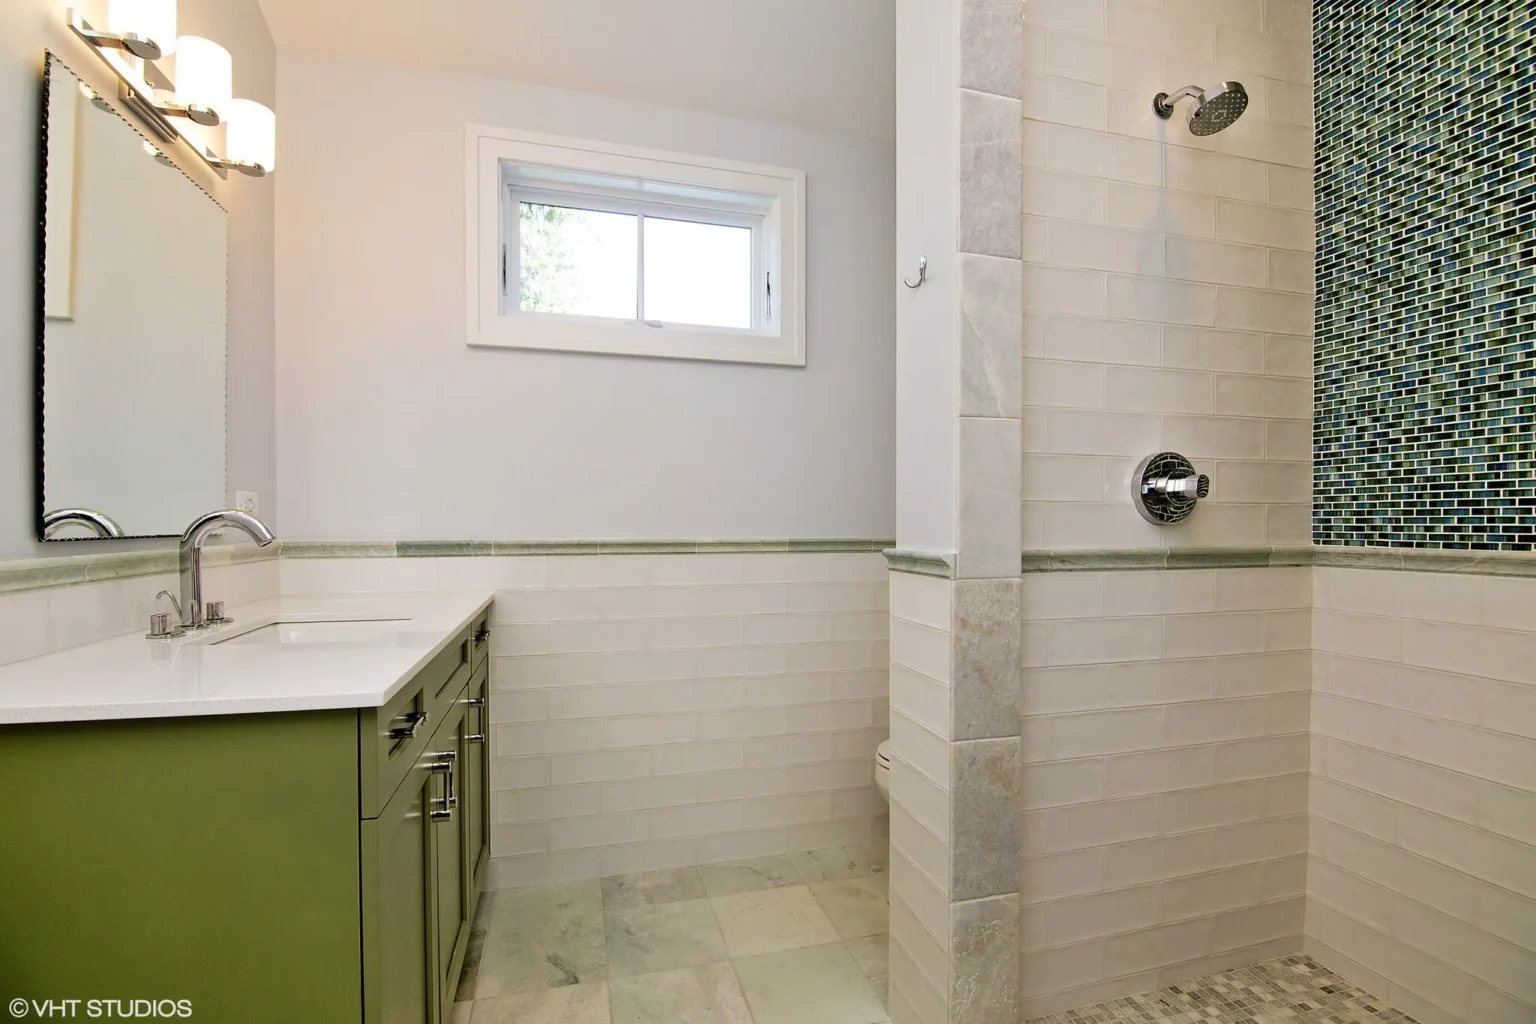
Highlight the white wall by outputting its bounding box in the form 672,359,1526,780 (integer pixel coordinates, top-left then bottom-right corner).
0,0,277,557
893,0,959,555
275,51,896,542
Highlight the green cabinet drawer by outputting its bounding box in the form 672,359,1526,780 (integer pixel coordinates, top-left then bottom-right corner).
469,608,491,674
361,625,473,819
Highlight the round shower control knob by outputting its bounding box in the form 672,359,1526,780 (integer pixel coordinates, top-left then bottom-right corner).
1132,453,1210,525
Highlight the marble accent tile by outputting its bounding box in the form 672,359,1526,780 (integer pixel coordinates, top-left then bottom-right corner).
959,90,1024,259
810,876,890,939
279,540,398,558
846,934,890,1006
951,738,1021,901
600,868,706,910
476,881,608,998
957,417,1023,579
791,843,890,883
1023,954,1418,1023
961,0,1024,99
470,983,612,1024
397,540,496,557
603,899,729,978
711,886,841,958
884,550,957,580
608,962,753,1024
951,577,1022,740
733,942,889,1024
959,254,1025,419
698,856,803,897
950,894,1020,1024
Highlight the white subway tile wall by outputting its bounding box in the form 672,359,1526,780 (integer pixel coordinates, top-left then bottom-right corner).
1309,567,1536,1024
1019,0,1314,550
280,553,890,888
1018,566,1312,1018
886,571,953,1022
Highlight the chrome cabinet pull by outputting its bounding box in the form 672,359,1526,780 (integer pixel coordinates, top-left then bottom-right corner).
473,627,490,646
388,710,428,742
463,695,487,743
427,751,457,820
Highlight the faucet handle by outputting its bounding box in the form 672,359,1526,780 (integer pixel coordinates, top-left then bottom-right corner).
146,612,185,640
205,601,233,625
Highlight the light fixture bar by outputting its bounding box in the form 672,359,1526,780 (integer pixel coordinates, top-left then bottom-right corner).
67,7,165,60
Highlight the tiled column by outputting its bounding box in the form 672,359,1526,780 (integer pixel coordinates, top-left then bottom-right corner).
889,2,1023,1022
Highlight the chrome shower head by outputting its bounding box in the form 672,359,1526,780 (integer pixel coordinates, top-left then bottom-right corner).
1152,82,1249,136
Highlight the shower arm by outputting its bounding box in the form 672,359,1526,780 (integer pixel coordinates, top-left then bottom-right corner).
1153,85,1205,119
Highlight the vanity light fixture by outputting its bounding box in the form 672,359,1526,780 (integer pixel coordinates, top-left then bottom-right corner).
64,5,276,180
161,36,230,127
99,0,176,61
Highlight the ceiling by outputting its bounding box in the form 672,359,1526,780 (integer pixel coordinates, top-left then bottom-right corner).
254,0,896,141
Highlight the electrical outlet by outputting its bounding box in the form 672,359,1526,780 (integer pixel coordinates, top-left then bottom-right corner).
235,491,259,516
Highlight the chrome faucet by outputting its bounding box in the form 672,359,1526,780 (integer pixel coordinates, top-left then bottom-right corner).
178,509,276,629
42,507,125,539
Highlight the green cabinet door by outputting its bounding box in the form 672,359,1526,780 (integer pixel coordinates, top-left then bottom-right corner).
431,696,472,1023
362,755,436,1024
463,662,491,898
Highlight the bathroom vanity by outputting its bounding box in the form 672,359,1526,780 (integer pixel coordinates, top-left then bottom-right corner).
0,593,493,1024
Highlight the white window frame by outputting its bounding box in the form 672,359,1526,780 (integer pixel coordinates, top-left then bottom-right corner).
466,125,806,367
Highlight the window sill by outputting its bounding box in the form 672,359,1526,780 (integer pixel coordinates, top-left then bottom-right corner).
467,316,805,367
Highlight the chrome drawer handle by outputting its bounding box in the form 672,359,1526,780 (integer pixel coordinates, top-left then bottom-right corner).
427,751,456,820
473,628,490,646
388,710,428,742
463,695,487,742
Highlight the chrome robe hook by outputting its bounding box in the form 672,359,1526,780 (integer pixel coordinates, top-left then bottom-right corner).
903,255,927,288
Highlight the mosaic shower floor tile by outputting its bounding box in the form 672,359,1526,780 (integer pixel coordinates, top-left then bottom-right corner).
1026,955,1418,1023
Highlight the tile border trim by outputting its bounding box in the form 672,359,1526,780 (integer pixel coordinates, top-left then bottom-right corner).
1310,544,1536,578
14,542,1536,594
1020,545,1536,577
0,539,895,594
1020,547,1310,573
0,544,277,595
882,549,958,579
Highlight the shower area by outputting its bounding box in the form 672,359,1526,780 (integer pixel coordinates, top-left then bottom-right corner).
885,1,1535,1022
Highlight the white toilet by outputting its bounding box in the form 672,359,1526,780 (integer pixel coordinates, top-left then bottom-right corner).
874,739,892,802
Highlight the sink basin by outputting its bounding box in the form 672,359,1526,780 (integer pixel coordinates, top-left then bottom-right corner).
213,619,409,646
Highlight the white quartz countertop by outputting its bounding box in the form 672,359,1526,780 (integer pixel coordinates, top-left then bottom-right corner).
0,592,492,725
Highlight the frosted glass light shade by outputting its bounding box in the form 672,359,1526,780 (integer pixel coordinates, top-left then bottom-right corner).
225,99,276,172
174,36,231,115
108,0,177,55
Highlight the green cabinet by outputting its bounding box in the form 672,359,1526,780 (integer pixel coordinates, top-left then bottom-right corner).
0,616,492,1024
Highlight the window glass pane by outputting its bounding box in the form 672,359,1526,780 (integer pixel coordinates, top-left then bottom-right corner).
519,202,637,319
642,216,753,329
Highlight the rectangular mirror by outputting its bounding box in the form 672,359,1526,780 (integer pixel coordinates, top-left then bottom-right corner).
38,53,228,541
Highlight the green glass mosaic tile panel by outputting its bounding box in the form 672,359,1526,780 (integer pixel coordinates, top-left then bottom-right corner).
1315,2,1536,549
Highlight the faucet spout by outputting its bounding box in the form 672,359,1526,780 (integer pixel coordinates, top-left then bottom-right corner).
178,509,277,628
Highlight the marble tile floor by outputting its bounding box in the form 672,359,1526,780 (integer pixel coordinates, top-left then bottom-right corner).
453,843,890,1024
1026,955,1420,1024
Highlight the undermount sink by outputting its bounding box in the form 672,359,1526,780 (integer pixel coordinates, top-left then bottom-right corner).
213,619,410,646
